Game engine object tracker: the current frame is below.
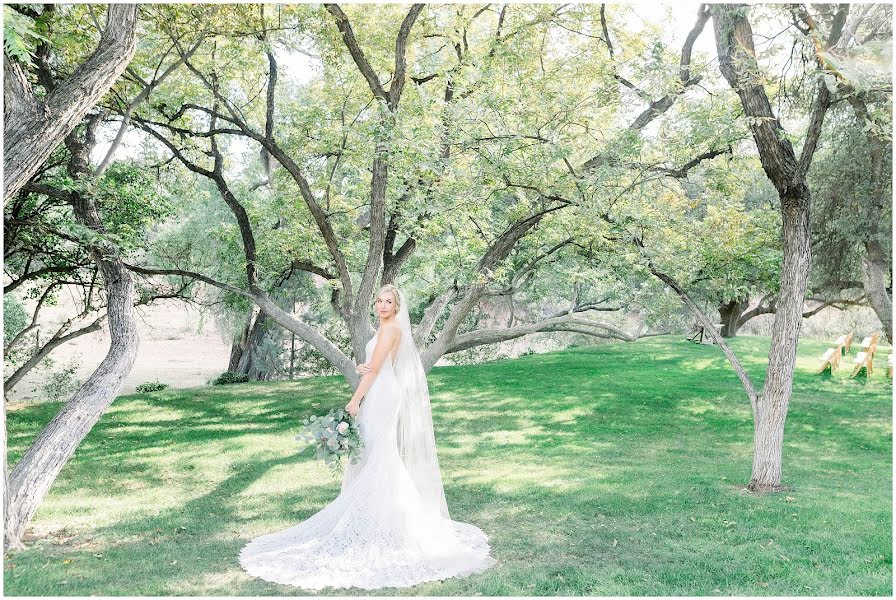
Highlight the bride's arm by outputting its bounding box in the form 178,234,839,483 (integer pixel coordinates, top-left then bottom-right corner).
345,326,401,415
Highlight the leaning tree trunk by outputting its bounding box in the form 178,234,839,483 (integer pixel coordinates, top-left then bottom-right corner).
3,4,139,201
749,197,812,491
718,298,749,337
4,126,140,549
862,240,893,344
2,405,8,550
4,197,139,548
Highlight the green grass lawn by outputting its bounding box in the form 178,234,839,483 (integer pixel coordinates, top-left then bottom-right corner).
4,335,892,596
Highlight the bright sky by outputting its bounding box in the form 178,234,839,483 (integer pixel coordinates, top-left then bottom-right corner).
633,1,717,57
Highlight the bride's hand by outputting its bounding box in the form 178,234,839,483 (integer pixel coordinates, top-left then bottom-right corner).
345,399,360,417
355,362,372,375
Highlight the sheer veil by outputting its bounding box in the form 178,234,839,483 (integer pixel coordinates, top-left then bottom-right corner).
392,289,451,519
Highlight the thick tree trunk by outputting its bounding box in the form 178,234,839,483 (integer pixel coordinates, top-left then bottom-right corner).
228,343,243,372
3,4,139,201
236,312,271,380
2,403,9,549
714,5,834,492
227,308,263,376
749,197,811,491
348,136,390,363
326,5,423,365
227,309,253,372
862,240,893,344
719,298,748,337
3,5,138,547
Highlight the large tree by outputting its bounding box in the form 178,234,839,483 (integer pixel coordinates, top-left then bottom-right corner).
809,107,891,341
603,4,880,493
807,22,893,343
122,4,693,386
705,4,847,491
4,120,142,549
3,5,205,548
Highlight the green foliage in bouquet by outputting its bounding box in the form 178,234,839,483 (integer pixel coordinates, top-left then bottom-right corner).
295,408,364,477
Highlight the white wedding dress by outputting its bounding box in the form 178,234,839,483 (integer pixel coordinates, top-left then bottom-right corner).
238,330,497,590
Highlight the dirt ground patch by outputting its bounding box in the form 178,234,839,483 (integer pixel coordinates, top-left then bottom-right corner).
6,291,231,404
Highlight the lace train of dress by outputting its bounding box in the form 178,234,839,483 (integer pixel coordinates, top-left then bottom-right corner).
238,333,497,590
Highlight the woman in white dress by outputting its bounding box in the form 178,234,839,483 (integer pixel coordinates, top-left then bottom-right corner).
239,285,497,590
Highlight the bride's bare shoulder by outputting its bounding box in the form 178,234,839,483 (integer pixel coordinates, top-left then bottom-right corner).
381,323,402,340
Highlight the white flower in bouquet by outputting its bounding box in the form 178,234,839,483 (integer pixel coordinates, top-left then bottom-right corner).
296,407,364,477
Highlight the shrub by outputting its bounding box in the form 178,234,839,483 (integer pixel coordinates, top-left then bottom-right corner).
136,381,168,393
211,371,250,385
41,357,81,401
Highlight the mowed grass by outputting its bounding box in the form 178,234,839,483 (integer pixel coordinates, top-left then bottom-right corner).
4,335,892,596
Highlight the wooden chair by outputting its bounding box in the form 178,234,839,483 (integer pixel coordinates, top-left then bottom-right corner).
860,332,880,353
851,349,875,378
817,347,841,374
835,332,854,355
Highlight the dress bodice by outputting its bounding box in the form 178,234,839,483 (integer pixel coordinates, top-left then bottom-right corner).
239,326,497,590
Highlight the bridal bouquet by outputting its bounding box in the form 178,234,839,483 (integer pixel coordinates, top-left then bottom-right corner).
295,408,364,476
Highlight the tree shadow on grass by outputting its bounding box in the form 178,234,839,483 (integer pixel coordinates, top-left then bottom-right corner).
6,337,891,596
4,450,343,596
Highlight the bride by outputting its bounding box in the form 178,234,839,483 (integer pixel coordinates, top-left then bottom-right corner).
239,284,498,590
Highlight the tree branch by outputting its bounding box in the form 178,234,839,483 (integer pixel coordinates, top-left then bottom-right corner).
122,263,254,299
649,145,733,179
4,314,105,393
4,264,78,294
3,282,62,356
645,251,759,413
447,314,641,354
388,4,425,108
415,286,460,347
582,4,710,172
324,4,388,103
95,27,208,178
4,4,140,200
421,203,571,367
168,47,356,311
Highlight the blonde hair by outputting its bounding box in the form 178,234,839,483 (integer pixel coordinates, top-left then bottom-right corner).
376,284,401,315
